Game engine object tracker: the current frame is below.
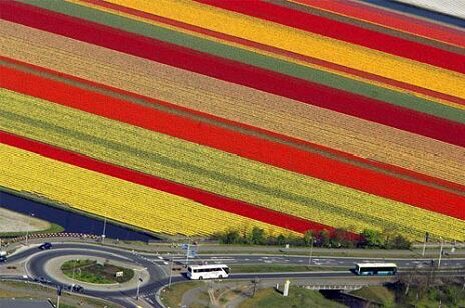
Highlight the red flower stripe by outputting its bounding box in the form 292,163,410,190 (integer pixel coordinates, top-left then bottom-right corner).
2,66,465,221
292,0,465,49
1,1,465,148
196,0,465,74
3,55,464,194
0,130,330,234
4,56,465,201
80,0,465,107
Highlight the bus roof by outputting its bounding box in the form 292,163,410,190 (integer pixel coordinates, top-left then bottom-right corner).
355,263,397,268
188,264,229,269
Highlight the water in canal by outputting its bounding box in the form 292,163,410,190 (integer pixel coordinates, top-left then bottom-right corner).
0,191,157,242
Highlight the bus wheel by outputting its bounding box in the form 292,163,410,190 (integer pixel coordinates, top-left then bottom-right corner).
199,276,203,280
218,275,223,279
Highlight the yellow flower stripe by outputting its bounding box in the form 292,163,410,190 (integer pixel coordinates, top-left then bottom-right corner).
0,143,291,237
68,0,465,111
2,89,465,241
100,0,465,100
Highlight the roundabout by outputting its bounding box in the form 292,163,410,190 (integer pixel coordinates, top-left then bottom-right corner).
8,243,181,307
53,256,138,286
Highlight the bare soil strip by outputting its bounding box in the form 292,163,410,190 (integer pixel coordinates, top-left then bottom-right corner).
0,207,50,232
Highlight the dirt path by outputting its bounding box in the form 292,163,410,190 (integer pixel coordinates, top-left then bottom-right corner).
0,208,50,233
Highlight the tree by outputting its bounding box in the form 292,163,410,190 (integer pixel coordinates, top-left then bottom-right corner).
388,234,412,249
251,227,265,245
276,234,286,246
303,230,314,246
316,230,330,247
359,229,384,248
221,229,241,244
330,228,353,248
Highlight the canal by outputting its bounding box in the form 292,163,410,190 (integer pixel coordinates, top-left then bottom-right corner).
0,191,158,242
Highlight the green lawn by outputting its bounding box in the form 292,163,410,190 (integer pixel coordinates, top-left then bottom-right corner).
351,286,395,306
159,281,203,308
61,259,134,284
239,286,345,308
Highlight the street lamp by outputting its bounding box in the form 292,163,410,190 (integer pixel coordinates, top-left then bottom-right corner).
72,259,79,280
133,267,147,300
308,237,314,266
102,216,107,244
168,257,174,289
25,213,34,246
438,237,444,269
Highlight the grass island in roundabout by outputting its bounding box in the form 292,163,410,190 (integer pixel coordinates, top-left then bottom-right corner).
61,259,135,284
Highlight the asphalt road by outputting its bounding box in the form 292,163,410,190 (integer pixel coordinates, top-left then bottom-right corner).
162,253,465,268
1,242,464,307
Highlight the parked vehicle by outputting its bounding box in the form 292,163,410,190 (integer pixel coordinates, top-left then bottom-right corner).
38,242,53,250
0,256,7,263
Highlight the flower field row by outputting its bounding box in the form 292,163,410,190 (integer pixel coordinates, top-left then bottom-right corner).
195,0,465,73
2,89,464,241
1,25,463,188
13,0,465,116
3,70,465,216
0,130,329,234
2,0,465,240
66,0,465,109
2,2,465,148
0,143,293,237
98,0,465,98
289,0,465,48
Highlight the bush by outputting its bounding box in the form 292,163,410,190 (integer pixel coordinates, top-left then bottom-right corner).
215,227,410,249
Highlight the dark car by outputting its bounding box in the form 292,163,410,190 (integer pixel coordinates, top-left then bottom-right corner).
36,276,51,284
0,256,7,263
71,284,84,293
38,242,53,250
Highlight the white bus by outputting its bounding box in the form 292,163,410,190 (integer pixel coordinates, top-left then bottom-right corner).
187,264,230,280
354,263,397,276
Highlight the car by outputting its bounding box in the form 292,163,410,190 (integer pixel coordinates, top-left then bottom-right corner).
36,276,51,284
38,242,52,250
70,284,84,293
0,256,7,263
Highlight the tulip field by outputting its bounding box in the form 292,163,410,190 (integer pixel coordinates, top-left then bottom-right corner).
1,0,464,240
0,143,292,237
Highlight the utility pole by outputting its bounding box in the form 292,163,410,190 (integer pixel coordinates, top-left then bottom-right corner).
438,238,444,269
308,238,314,266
